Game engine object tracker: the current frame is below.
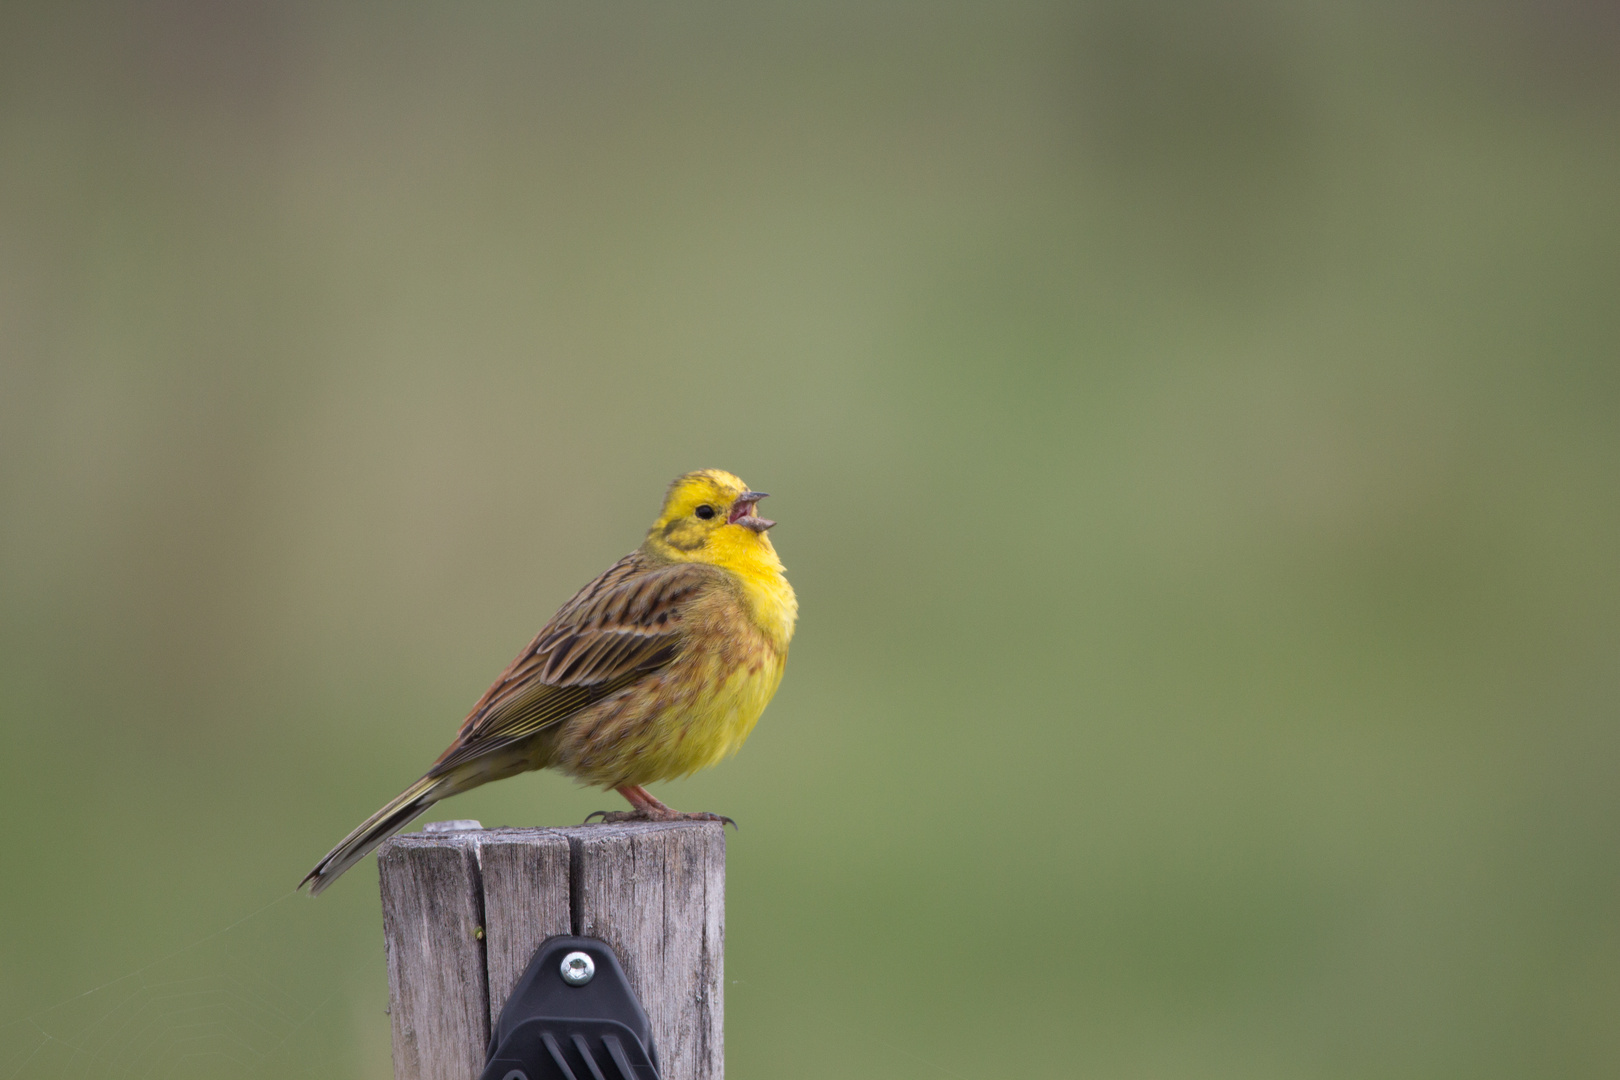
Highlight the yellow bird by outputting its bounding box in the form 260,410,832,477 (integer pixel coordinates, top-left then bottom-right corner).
301,469,797,895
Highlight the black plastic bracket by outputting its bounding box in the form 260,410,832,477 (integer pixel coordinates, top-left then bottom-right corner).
478,935,661,1080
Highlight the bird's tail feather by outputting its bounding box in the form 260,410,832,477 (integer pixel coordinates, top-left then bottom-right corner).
301,774,445,896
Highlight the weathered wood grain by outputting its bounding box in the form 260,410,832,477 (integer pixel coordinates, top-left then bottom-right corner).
475,827,573,1027
571,821,726,1080
378,831,490,1080
380,819,724,1080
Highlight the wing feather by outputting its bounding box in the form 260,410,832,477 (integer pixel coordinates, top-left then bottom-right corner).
427,555,717,777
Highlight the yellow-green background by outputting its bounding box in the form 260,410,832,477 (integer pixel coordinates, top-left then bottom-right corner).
2,3,1617,1078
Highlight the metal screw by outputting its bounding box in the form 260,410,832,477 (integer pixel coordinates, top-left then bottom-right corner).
560,951,595,986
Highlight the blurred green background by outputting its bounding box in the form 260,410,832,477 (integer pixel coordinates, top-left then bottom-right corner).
2,2,1618,1078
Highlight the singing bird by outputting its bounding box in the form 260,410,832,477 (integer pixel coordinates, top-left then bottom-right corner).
301,469,797,895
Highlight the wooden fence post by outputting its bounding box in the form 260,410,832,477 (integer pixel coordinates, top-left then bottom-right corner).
377,820,725,1080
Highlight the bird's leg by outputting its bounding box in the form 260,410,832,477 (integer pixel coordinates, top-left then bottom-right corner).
618,784,672,816
583,784,736,828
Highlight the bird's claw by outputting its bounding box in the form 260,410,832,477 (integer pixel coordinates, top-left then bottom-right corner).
583,809,648,824
696,812,738,831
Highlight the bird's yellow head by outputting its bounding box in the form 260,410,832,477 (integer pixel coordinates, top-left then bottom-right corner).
646,469,780,567
646,468,797,647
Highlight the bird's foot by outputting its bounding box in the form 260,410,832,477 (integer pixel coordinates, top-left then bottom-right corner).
584,784,737,828
583,807,737,829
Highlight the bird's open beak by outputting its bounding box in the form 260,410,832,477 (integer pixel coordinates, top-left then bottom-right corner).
728,491,775,532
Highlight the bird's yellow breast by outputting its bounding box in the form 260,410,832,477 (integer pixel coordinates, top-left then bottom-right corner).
659,636,787,778
547,559,795,787
634,564,794,781
660,538,797,777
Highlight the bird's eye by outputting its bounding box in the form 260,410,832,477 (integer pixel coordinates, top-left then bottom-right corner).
695,504,716,520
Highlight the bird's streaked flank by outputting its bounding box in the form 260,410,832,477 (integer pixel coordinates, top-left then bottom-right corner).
301,469,797,895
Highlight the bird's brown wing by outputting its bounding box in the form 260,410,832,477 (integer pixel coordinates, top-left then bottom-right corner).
426,554,719,777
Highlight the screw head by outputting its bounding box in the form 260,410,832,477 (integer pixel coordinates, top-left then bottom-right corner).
560,951,595,986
